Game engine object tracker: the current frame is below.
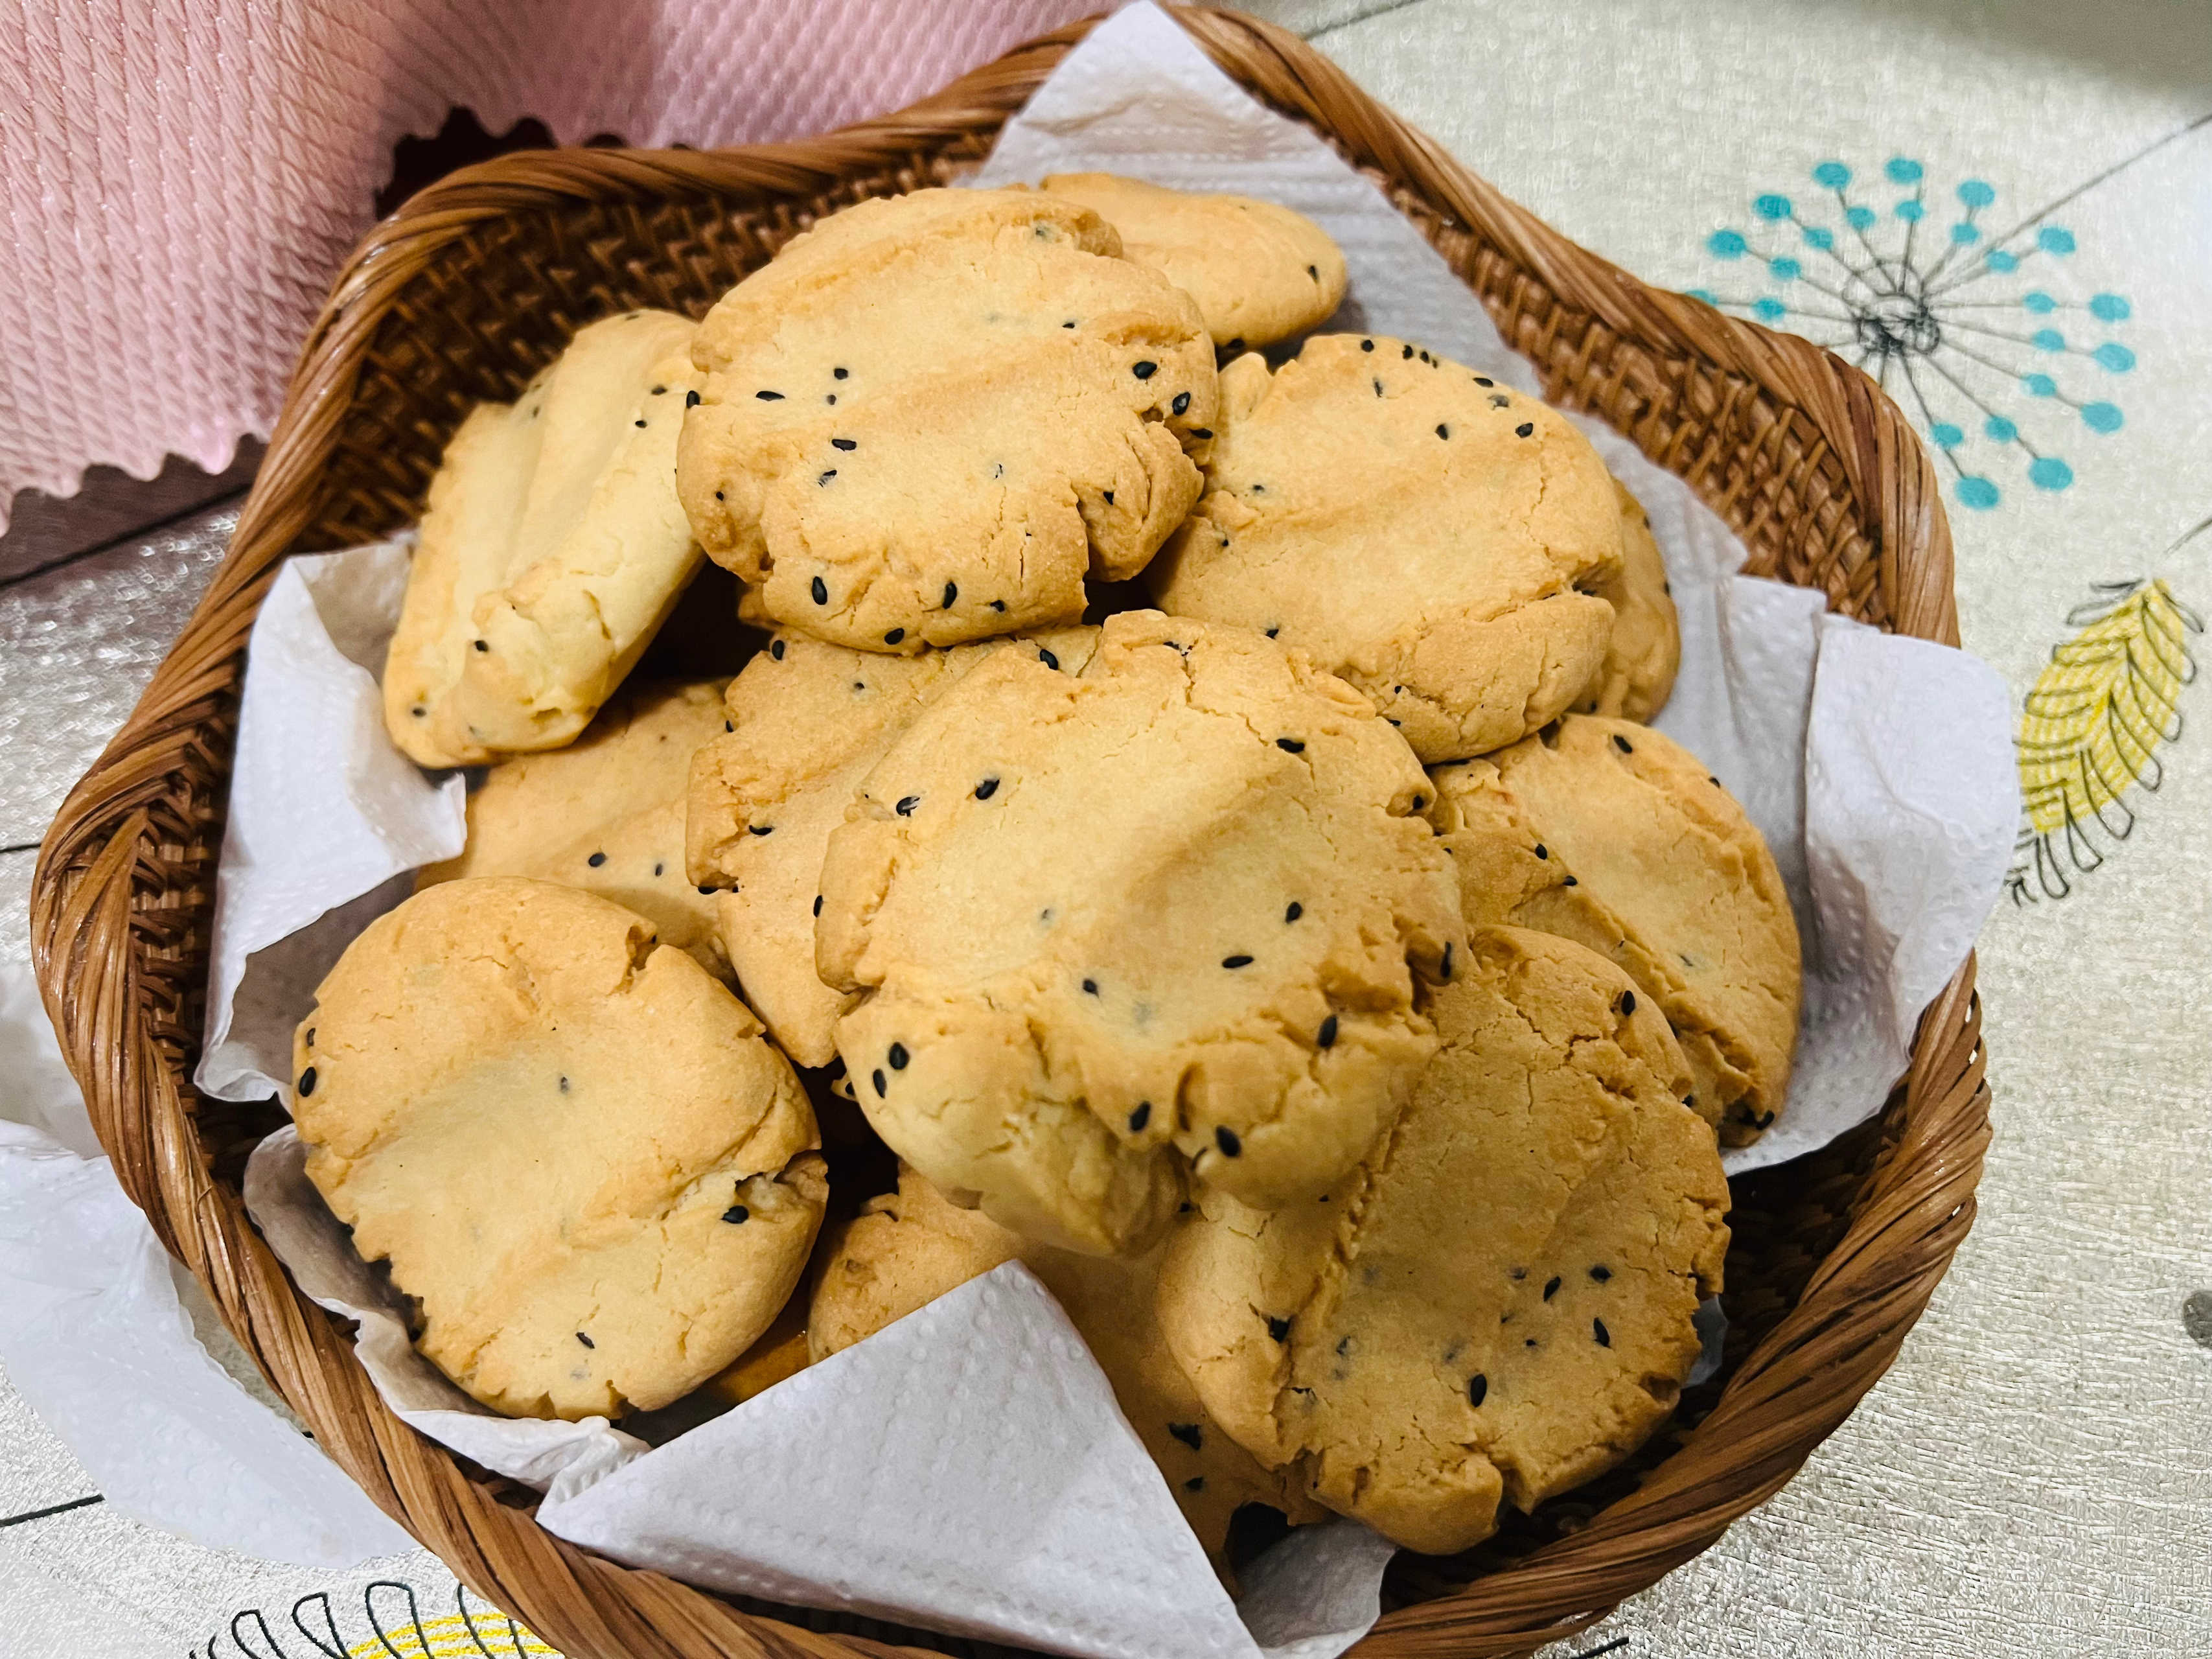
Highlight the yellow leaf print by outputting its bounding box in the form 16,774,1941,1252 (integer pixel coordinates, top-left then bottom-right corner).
2013,577,2202,901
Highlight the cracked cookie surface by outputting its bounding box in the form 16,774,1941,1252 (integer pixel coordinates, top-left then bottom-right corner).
1037,173,1346,349
676,188,1217,652
817,610,1464,1256
384,309,705,767
687,627,1100,1066
419,680,730,980
291,877,824,1419
1147,334,1624,762
1427,714,1801,1145
1574,480,1680,721
810,1163,1326,1581
1155,926,1728,1555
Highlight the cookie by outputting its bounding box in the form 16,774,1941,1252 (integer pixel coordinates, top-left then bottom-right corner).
1426,714,1801,1144
1146,335,1625,762
687,627,1101,1067
675,188,1217,653
816,610,1464,1256
1156,926,1729,1555
1036,174,1346,350
384,309,706,768
811,1164,1327,1578
1573,480,1679,721
418,680,730,979
291,878,825,1419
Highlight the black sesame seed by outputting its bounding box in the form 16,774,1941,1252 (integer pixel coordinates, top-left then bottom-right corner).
975,777,1000,800
411,706,426,717
1563,874,1579,887
1534,843,1549,859
1620,990,1638,1015
1221,954,1253,969
1515,422,1535,437
825,394,836,404
888,1043,909,1070
1613,734,1635,754
750,825,774,836
1039,648,1060,670
756,389,783,400
699,885,716,895
991,599,1007,612
1710,775,1722,786
1594,1319,1611,1347
1285,901,1302,922
1308,264,1320,279
1103,490,1114,505
818,469,836,485
685,389,700,407
1490,393,1512,408
943,582,958,608
634,419,647,428
1265,626,1279,638
724,1205,750,1224
1591,1265,1612,1282
833,366,849,379
1543,1275,1561,1301
1276,737,1305,753
1361,339,1375,351
1185,1477,1206,1493
895,795,919,815
715,490,725,500
305,1028,315,1047
1436,423,1450,439
588,852,607,867
1191,428,1211,439
1215,1126,1242,1157
771,638,786,660
831,437,857,452
1063,320,1076,329
1468,1373,1488,1406
1440,943,1455,981
1129,1102,1151,1132
1475,376,1493,387
885,628,905,645
1082,979,1098,995
1402,343,1414,360
1168,1422,1203,1450
1171,391,1191,417
1133,360,1157,379
577,1332,595,1348
1267,1316,1292,1341
813,894,824,916
725,721,734,732
1372,378,1384,397
559,1076,570,1093
872,1069,886,1098
1317,1014,1339,1050
473,638,489,652
811,576,829,605
1527,1338,1538,1348
297,1066,317,1097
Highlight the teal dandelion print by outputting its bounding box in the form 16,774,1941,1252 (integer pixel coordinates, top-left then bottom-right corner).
1690,157,2137,511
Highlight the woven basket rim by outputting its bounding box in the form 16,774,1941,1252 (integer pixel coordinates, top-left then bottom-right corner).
30,9,1990,1658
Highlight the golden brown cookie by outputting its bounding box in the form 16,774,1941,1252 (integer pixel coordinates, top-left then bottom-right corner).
1037,174,1346,349
1147,335,1625,762
418,680,729,979
810,1165,1327,1577
818,611,1464,1257
384,310,704,767
676,188,1216,653
1426,714,1801,1144
687,629,1101,1067
291,878,825,1419
1156,927,1728,1555
1574,480,1680,721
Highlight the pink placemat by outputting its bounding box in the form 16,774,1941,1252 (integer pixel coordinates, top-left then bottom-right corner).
0,0,1103,530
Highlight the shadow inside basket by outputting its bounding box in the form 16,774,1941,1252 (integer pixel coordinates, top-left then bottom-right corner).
156,119,1936,1655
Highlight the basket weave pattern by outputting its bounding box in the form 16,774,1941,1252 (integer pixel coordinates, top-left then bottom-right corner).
30,10,1989,1657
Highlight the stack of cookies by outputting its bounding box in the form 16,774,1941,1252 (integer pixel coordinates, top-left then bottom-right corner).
292,180,1802,1578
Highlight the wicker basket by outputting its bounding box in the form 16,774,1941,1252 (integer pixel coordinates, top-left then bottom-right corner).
30,8,1990,1656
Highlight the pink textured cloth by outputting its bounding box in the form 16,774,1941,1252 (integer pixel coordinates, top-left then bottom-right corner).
0,0,1102,529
